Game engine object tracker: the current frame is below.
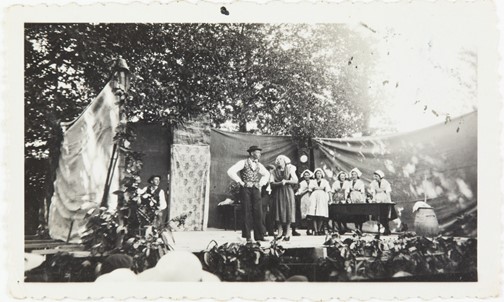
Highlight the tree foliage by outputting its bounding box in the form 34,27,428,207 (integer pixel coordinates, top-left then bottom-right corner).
25,23,378,158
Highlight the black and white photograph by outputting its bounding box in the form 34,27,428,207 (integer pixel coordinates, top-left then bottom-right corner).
3,1,502,300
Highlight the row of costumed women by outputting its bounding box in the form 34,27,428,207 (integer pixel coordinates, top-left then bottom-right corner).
296,168,392,221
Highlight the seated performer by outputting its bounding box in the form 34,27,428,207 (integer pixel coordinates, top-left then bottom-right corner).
138,175,167,228
330,171,350,234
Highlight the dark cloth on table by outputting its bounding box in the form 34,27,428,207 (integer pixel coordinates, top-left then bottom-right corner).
329,203,398,229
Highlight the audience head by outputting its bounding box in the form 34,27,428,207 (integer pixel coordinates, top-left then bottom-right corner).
136,251,220,282
286,275,309,282
99,254,134,276
95,268,137,282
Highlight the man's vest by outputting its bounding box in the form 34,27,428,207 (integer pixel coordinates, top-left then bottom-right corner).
240,159,261,188
143,186,161,207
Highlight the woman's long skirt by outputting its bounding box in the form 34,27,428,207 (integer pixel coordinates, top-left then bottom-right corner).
272,185,296,224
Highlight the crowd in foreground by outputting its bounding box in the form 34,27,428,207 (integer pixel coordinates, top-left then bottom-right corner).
91,252,308,282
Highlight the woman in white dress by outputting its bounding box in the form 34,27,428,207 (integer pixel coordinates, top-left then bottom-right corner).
295,170,315,235
330,171,350,233
369,170,394,235
307,168,331,235
346,168,366,231
369,170,392,203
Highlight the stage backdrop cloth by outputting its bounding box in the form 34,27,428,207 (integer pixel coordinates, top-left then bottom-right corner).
169,144,211,231
209,129,298,228
48,81,121,243
313,111,477,236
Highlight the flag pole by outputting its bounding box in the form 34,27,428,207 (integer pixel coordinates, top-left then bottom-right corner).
100,57,131,208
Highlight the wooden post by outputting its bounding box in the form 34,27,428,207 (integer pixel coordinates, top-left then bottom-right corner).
100,57,131,208
100,143,119,207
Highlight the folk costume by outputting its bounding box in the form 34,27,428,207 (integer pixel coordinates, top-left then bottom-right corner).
271,162,297,224
329,171,352,233
270,155,298,240
137,175,167,228
307,169,331,218
227,146,270,241
347,168,366,203
369,170,392,203
295,170,314,220
348,168,367,231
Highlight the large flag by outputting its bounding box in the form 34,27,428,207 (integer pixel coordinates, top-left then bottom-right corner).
48,80,121,243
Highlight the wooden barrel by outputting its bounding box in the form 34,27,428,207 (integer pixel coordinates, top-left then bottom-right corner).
414,207,439,236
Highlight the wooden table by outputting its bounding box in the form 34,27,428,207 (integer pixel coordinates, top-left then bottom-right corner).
331,203,397,237
218,203,242,231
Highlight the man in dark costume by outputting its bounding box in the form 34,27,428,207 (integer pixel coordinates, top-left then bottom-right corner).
227,146,270,243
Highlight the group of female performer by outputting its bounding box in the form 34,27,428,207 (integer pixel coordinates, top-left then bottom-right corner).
268,154,392,240
295,167,392,235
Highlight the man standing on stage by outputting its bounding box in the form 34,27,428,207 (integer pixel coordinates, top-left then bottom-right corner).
227,146,270,243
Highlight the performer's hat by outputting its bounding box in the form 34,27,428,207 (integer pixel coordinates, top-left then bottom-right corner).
350,168,362,178
247,145,262,153
336,171,348,180
301,169,314,178
148,175,162,183
374,170,385,178
313,168,325,178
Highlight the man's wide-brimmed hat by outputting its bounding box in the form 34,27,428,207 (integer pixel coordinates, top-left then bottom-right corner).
148,175,162,183
247,145,262,153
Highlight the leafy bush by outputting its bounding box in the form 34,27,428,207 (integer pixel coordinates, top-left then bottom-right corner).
202,240,288,281
320,232,477,281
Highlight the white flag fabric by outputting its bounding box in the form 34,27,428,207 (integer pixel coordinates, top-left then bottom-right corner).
48,81,120,243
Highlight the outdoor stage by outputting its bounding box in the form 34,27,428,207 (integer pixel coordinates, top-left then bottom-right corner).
25,223,398,256
24,225,477,283
173,228,400,252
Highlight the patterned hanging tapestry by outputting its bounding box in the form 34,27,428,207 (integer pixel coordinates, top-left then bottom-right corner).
169,144,211,231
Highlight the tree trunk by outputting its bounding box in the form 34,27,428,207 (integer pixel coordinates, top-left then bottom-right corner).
238,119,247,132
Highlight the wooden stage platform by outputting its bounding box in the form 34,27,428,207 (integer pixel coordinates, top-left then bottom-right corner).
25,225,400,257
